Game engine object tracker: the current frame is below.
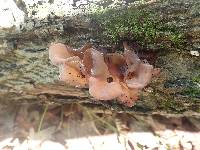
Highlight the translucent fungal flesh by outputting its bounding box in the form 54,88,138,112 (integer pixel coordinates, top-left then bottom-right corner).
49,42,159,107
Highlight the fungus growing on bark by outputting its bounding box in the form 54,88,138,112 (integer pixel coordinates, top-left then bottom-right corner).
49,43,72,66
125,63,154,89
89,76,122,100
117,83,139,107
83,48,110,78
49,42,160,107
49,43,87,87
123,41,159,89
83,48,122,100
59,64,87,88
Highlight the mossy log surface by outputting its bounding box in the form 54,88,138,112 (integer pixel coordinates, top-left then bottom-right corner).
0,0,199,115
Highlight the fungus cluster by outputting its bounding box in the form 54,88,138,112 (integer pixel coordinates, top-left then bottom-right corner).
49,42,160,107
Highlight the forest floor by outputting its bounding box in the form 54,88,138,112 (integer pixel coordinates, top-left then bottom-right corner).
0,103,200,150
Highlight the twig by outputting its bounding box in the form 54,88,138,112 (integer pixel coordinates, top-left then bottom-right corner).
37,104,49,132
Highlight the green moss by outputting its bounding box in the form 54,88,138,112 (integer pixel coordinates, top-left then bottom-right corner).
192,75,200,84
182,75,200,98
154,96,186,113
90,7,185,50
184,88,200,98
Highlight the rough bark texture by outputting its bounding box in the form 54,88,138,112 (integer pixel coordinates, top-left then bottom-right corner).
0,0,199,115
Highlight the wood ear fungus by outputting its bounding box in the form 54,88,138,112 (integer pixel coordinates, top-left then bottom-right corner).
49,42,160,107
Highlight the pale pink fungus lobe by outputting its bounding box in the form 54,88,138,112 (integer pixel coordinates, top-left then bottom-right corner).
125,63,154,89
49,43,87,87
117,83,139,107
89,77,122,100
49,43,72,66
83,48,123,100
49,42,160,107
59,64,87,88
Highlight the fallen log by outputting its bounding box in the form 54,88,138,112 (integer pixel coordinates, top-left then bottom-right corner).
0,0,199,115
